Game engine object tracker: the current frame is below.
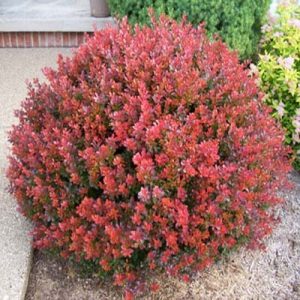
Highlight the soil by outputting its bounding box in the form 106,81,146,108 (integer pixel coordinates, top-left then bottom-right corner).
25,172,300,300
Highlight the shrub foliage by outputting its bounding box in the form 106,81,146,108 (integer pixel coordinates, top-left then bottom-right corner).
258,1,300,170
7,16,290,296
108,0,271,59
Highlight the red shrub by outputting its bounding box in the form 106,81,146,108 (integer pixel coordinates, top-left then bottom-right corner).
7,16,291,295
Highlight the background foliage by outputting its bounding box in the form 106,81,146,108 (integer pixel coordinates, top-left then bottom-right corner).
258,0,300,170
108,0,271,59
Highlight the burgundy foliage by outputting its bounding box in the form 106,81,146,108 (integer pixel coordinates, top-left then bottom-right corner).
7,16,291,297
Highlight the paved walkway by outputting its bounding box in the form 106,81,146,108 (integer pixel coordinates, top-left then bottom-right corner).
0,48,70,299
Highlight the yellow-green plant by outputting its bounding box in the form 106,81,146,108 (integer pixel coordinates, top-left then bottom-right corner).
258,0,300,170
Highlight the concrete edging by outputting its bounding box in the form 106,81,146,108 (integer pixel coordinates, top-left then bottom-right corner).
0,17,115,32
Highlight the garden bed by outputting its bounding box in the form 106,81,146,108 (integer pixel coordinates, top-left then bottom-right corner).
25,172,300,299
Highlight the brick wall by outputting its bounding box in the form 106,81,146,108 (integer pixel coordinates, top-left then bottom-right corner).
0,32,87,48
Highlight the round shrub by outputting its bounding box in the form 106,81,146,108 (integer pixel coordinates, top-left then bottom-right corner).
258,1,300,170
108,0,272,59
7,16,290,295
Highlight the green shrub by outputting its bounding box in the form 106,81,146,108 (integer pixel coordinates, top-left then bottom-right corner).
257,0,300,170
108,0,271,59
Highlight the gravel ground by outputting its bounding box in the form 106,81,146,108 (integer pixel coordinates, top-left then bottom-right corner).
25,171,300,300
